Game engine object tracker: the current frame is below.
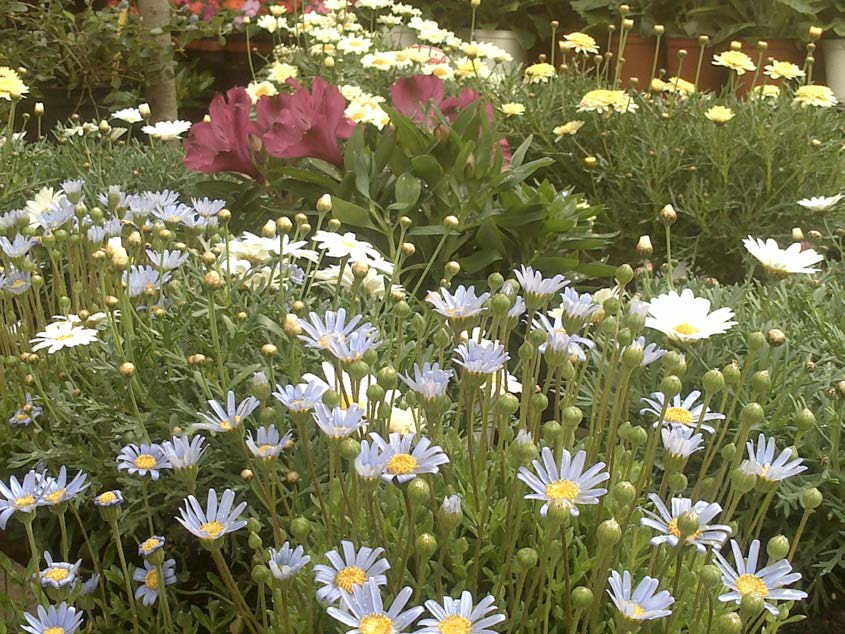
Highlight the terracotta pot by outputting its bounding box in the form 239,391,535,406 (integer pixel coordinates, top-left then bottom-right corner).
736,39,807,96
610,33,663,88
185,38,226,52
664,37,726,93
225,36,275,55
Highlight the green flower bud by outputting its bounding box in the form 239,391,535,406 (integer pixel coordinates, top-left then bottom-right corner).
411,313,426,334
767,535,789,561
751,371,771,395
747,331,766,352
366,384,385,404
408,478,431,506
454,537,469,557
497,394,520,416
543,421,563,444
349,361,370,381
630,426,648,447
723,361,741,385
618,421,634,441
622,342,644,368
739,403,764,427
529,328,548,346
290,517,311,540
677,510,700,538
490,294,512,316
701,564,722,588
546,503,570,526
617,327,633,347
597,518,622,546
530,393,549,414
518,342,536,361
800,487,823,510
246,518,262,533
613,481,636,506
251,372,271,401
561,359,576,379
543,346,568,368
433,328,451,349
562,406,582,428
731,467,757,494
377,367,398,389
394,301,412,318
571,586,593,610
251,564,271,585
322,390,340,408
248,532,263,550
515,547,539,571
628,312,645,333
512,433,538,464
740,592,765,621
615,264,634,287
703,369,725,394
721,443,736,461
416,533,438,559
341,438,361,461
487,273,504,292
661,375,682,398
795,408,815,432
662,351,682,374
667,472,687,493
603,297,620,315
600,316,618,334
714,612,742,634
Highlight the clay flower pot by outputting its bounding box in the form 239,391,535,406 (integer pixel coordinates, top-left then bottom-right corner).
610,33,664,88
664,37,726,93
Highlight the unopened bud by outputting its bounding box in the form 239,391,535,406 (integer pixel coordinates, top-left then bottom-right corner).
800,487,822,510
659,204,677,225
636,235,653,256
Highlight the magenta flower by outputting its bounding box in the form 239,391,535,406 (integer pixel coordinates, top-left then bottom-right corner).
391,75,446,126
257,77,355,166
184,87,263,177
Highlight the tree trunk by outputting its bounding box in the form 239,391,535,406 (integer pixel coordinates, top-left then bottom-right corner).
138,0,178,121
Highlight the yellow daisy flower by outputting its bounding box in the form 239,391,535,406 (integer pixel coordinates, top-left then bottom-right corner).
793,84,838,108
704,105,735,124
524,62,557,84
712,50,756,75
764,60,805,81
500,102,526,117
553,120,585,140
0,66,29,100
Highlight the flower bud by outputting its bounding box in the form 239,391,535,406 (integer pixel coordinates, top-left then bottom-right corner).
747,331,765,352
636,235,653,256
248,532,263,550
416,533,438,559
261,219,276,238
561,406,582,428
795,408,815,433
615,264,634,287
408,478,430,506
261,344,278,358
659,204,677,225
290,517,311,539
444,261,460,278
739,403,764,427
584,156,597,168
731,467,757,494
240,469,253,480
340,438,361,461
766,535,789,561
597,518,622,547
715,612,742,634
433,328,451,349
765,328,786,347
661,375,682,398
349,360,370,381
631,426,648,447
571,586,593,610
444,215,459,229
750,370,771,394
667,472,687,493
613,481,636,506
204,271,225,290
800,487,822,510
542,421,563,445
119,362,135,378
515,547,538,571
622,343,644,368
677,509,700,538
487,272,504,291
721,443,736,461
809,26,823,40
497,394,520,416
740,592,765,621
701,564,722,588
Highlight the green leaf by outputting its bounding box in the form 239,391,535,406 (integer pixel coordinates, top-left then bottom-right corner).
332,198,376,230
459,249,503,274
393,172,421,210
410,155,443,184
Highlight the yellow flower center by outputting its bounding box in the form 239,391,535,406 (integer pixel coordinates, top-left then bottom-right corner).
54,332,76,341
44,567,70,582
134,454,158,470
258,444,277,457
735,574,768,598
439,615,473,634
11,279,25,288
672,323,700,336
200,520,225,539
15,495,35,507
358,614,394,634
545,479,580,502
141,537,162,553
334,566,367,592
46,489,66,504
145,569,159,590
44,628,65,634
631,603,645,618
386,453,418,475
665,407,694,425
97,491,117,505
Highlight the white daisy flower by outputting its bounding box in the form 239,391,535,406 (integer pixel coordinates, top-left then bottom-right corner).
327,578,423,634
640,494,731,552
797,193,843,212
141,120,192,141
640,390,724,434
417,591,505,633
645,289,736,343
30,321,99,354
743,434,807,484
372,432,449,484
314,541,391,604
714,539,807,614
607,570,675,621
742,236,823,277
112,107,143,124
517,447,609,517
661,425,705,459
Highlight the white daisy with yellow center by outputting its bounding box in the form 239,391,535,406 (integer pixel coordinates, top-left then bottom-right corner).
314,541,391,604
327,579,424,633
518,447,609,517
742,236,823,277
645,288,736,343
640,390,724,434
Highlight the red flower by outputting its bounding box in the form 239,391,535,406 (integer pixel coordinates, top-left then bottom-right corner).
257,77,355,166
391,74,445,126
184,87,263,177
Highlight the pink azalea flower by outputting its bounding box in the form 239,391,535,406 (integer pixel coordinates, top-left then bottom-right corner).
257,77,355,166
184,87,263,177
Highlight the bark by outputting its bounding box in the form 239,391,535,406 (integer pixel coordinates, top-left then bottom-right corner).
138,0,178,121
